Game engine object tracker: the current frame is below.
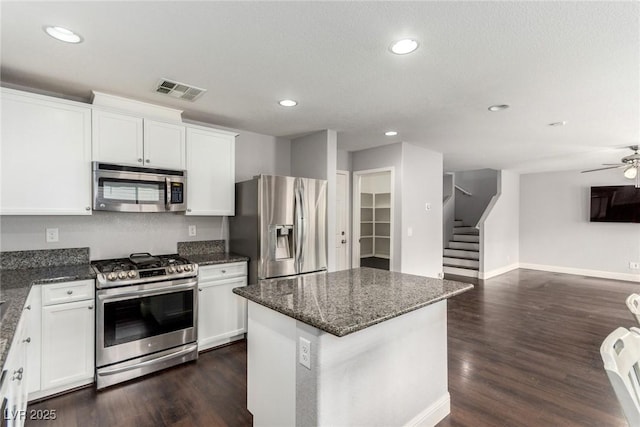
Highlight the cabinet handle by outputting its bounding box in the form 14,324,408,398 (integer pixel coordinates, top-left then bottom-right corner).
137,158,143,163
221,270,226,274
23,337,31,343
67,290,73,295
24,305,31,310
12,370,23,381
198,288,203,292
88,305,93,310
187,208,192,213
145,159,150,164
14,368,23,375
86,206,91,211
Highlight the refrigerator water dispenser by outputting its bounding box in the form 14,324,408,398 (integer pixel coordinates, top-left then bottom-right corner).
273,225,294,260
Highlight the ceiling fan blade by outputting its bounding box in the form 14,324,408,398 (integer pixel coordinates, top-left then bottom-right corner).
581,165,626,173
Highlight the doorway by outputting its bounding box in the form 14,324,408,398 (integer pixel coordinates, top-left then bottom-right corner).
353,168,394,271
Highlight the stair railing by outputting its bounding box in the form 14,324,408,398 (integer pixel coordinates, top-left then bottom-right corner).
454,184,472,197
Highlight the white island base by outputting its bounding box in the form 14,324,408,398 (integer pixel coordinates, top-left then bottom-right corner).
246,300,450,427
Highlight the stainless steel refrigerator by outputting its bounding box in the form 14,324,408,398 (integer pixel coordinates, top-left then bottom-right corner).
229,175,327,284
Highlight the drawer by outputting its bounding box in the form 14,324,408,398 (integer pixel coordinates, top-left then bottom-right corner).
42,279,95,306
198,262,247,281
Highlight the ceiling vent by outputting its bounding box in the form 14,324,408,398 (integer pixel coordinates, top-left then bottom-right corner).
155,78,207,101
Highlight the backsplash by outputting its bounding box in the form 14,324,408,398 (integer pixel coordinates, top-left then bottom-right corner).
177,240,225,256
0,247,90,270
0,212,225,260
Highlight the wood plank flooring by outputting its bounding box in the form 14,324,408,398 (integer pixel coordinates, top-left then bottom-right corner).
26,269,634,426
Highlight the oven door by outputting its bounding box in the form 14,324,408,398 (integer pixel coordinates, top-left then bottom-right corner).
96,278,198,367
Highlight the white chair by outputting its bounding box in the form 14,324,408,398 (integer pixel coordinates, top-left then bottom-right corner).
601,327,640,425
627,294,640,324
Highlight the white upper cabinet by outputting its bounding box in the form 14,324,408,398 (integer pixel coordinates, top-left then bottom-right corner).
186,126,237,216
144,119,186,169
91,110,143,166
0,88,92,215
92,109,186,170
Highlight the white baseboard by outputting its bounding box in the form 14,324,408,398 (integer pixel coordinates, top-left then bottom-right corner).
519,263,640,283
404,392,450,427
479,263,519,279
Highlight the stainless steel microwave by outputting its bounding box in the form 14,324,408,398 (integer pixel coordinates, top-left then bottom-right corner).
92,162,187,212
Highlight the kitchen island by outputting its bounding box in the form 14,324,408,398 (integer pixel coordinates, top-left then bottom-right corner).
233,267,473,427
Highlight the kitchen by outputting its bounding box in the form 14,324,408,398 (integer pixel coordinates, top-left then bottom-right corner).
1,1,639,427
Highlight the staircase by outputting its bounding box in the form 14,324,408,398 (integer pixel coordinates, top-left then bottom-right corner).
443,220,479,278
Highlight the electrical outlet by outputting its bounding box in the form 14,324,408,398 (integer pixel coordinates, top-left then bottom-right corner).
45,228,59,243
299,337,311,370
188,225,197,237
630,262,640,270
438,272,444,279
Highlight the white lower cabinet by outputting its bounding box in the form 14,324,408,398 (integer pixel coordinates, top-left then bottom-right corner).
22,280,95,402
198,262,248,351
40,299,94,391
0,301,31,427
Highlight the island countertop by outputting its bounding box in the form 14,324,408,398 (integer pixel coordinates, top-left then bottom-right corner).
232,267,473,337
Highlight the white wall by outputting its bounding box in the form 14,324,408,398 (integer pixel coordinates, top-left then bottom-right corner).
361,172,391,193
352,143,403,272
480,170,520,278
454,169,498,226
0,212,223,260
290,130,338,272
400,143,443,278
443,173,455,247
520,169,640,282
337,149,352,172
235,130,291,182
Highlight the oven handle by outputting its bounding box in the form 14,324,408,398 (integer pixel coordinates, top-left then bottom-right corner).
97,344,197,376
97,282,197,302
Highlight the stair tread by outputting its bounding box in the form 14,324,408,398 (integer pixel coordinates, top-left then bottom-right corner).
443,264,479,271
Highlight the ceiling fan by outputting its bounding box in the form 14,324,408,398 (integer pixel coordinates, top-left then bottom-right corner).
581,145,640,188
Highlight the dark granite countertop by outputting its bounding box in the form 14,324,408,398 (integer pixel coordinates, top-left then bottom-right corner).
233,267,473,337
187,252,249,266
0,248,95,370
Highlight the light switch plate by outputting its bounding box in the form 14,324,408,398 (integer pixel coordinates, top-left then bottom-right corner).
188,225,197,237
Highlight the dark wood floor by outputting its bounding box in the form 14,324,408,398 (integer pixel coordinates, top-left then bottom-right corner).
360,256,390,270
27,269,634,426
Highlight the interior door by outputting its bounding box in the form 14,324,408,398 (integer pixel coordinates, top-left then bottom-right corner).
259,175,297,279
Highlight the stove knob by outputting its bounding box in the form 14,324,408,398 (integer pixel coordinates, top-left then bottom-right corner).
128,271,137,278
168,266,176,273
107,272,117,281
184,265,191,272
176,265,184,273
118,271,127,280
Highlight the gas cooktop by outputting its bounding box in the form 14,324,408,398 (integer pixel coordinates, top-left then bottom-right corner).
92,253,197,288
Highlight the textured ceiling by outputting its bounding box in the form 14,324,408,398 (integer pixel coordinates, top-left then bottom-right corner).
1,1,638,173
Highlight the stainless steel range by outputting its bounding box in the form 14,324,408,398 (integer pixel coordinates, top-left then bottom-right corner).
92,253,198,389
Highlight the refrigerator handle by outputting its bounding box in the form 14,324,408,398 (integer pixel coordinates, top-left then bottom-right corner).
294,182,303,269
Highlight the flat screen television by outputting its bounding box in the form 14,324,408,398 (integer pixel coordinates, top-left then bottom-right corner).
590,185,640,223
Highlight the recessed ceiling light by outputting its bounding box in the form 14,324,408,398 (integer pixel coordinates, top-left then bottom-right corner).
43,26,83,43
488,104,510,112
385,131,398,136
548,121,567,127
389,39,419,55
278,99,298,107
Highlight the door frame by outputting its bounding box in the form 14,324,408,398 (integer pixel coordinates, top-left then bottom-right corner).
336,170,351,271
352,167,395,270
